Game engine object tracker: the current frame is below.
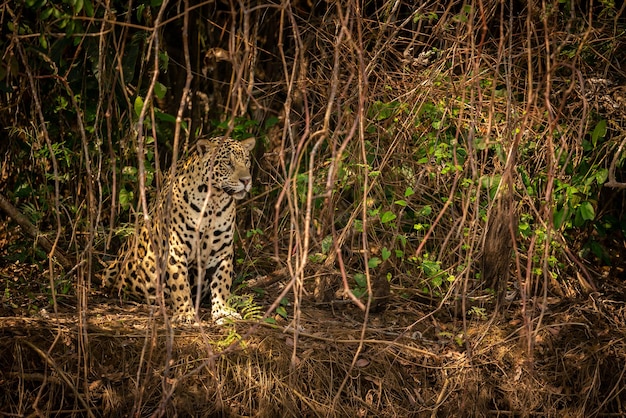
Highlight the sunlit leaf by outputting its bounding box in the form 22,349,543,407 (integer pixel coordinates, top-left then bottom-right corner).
368,257,382,269
119,188,134,210
419,205,432,216
421,260,440,277
276,306,288,319
380,211,396,224
134,96,145,117
595,168,608,185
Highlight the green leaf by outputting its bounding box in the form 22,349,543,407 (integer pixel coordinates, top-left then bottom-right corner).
41,6,54,19
154,109,174,123
431,275,443,287
579,201,595,221
394,199,407,207
321,235,333,255
404,186,415,197
595,168,609,185
158,51,169,70
368,257,382,269
119,188,134,210
83,0,94,16
136,4,145,22
414,223,426,231
276,306,288,319
421,260,440,277
354,273,367,288
591,119,607,147
134,96,145,117
380,211,397,224
381,247,391,261
154,81,167,100
73,0,84,14
553,206,568,229
419,205,432,216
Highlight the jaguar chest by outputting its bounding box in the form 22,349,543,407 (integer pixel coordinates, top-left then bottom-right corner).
167,178,236,266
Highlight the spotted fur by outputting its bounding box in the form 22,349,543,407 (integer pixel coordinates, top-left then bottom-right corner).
102,137,255,324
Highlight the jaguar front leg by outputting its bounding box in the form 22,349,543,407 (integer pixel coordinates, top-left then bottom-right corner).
165,250,197,324
207,257,241,323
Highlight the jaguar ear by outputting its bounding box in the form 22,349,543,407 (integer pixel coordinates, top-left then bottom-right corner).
240,137,256,152
196,139,218,156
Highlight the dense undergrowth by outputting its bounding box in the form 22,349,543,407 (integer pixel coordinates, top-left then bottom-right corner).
1,0,625,416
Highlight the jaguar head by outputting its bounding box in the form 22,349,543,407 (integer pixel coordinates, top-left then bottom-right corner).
197,137,256,200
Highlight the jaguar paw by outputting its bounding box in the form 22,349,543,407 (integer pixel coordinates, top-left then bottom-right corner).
213,309,241,326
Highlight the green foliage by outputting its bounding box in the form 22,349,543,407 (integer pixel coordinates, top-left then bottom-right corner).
264,297,289,323
215,328,245,349
4,0,183,227
352,273,367,298
212,116,258,140
368,100,406,122
468,306,488,320
418,254,455,292
229,294,263,321
380,211,396,224
276,297,289,320
413,11,439,23
21,0,94,37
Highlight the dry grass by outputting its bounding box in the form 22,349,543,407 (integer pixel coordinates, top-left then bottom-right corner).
1,293,625,416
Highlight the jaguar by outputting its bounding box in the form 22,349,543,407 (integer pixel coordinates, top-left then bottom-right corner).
102,136,256,324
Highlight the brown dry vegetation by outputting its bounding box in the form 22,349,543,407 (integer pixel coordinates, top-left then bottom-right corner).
1,0,626,416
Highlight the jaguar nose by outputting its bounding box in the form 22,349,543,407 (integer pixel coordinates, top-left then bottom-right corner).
240,176,251,189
